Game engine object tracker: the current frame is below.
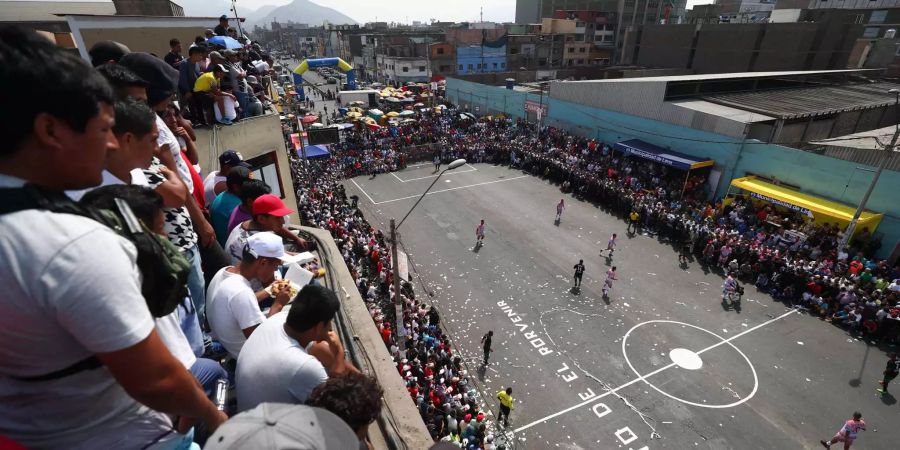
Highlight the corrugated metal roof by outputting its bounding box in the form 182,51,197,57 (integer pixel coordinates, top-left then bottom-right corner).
669,99,777,124
702,82,900,120
809,125,900,171
562,69,875,83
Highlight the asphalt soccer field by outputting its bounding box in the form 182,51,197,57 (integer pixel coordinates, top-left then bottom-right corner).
344,162,899,450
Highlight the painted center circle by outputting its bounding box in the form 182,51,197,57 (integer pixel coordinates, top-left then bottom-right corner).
621,320,759,409
669,348,703,370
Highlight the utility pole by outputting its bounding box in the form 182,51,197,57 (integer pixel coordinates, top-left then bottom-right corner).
839,88,899,251
390,219,404,337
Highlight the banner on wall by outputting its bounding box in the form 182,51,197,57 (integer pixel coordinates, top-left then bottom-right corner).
524,100,548,116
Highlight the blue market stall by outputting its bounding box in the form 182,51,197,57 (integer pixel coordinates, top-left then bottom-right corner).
612,139,714,198
299,144,331,159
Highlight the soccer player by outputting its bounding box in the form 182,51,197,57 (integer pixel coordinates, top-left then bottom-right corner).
555,199,565,221
602,266,617,297
877,353,898,395
475,219,486,246
821,412,865,449
481,330,493,365
599,233,617,257
573,260,585,288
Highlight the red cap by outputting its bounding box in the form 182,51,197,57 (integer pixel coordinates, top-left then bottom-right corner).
252,194,294,217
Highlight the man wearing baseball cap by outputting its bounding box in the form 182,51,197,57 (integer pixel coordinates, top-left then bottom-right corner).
206,232,294,358
204,149,248,205
211,166,252,245
214,15,229,36
224,194,308,264
205,403,359,449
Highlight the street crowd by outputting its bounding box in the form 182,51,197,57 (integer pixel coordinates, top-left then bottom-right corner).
305,102,900,349
289,157,498,447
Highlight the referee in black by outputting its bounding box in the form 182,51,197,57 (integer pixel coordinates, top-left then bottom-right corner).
573,259,585,288
481,330,493,365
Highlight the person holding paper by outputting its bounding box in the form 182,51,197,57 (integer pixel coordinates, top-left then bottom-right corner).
206,232,294,359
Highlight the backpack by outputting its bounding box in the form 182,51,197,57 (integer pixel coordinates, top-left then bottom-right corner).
0,183,190,319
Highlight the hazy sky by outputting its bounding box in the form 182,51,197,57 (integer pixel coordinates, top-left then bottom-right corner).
233,0,714,23
15,0,715,22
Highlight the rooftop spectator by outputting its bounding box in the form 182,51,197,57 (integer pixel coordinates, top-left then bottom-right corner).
226,178,271,236
164,37,184,69
204,149,250,206
87,39,130,67
0,26,225,448
206,232,293,358
237,285,358,411
215,15,230,36
211,165,252,245
306,372,384,449
205,403,359,449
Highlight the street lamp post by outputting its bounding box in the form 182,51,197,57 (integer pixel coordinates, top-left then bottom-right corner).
390,159,467,337
839,88,900,251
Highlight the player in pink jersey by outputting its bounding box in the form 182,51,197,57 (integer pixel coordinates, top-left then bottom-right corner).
821,411,865,449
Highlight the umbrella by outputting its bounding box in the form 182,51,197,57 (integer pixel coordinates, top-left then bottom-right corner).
309,123,325,128
414,102,425,107
207,35,242,49
345,111,362,119
301,114,319,124
399,110,416,117
385,97,401,103
404,105,414,110
434,104,447,110
368,109,384,116
400,118,418,124
350,101,366,106
385,111,400,117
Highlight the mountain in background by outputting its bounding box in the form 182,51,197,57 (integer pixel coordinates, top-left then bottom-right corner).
175,0,357,29
248,0,358,28
244,4,281,25
175,0,233,18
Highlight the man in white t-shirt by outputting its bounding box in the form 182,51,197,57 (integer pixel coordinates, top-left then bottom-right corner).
67,97,156,201
204,149,249,206
206,232,293,358
237,285,358,411
0,29,225,449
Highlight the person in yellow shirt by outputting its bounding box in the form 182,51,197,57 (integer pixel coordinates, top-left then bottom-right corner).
193,64,234,125
497,387,513,427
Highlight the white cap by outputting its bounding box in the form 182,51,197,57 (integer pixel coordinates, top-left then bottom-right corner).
247,232,290,262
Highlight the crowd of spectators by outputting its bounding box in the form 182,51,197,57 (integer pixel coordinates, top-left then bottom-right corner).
0,25,390,450
298,101,900,352
289,157,497,446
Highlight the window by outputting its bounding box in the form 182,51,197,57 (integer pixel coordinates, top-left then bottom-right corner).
467,64,473,70
492,62,498,69
459,64,464,70
477,63,482,69
578,47,586,53
568,47,574,52
510,47,519,54
402,67,409,72
437,47,445,54
500,62,506,68
246,152,284,199
418,66,425,72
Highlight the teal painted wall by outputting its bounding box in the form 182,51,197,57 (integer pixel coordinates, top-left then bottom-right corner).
447,77,900,259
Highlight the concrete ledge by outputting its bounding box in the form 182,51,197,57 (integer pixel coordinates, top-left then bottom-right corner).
300,226,434,450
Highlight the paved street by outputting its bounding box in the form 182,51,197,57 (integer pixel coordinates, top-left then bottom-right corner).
345,162,900,449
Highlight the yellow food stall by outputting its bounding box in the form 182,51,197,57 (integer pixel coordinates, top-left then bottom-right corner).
726,176,883,236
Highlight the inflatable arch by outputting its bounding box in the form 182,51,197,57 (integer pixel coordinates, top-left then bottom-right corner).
292,57,356,100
